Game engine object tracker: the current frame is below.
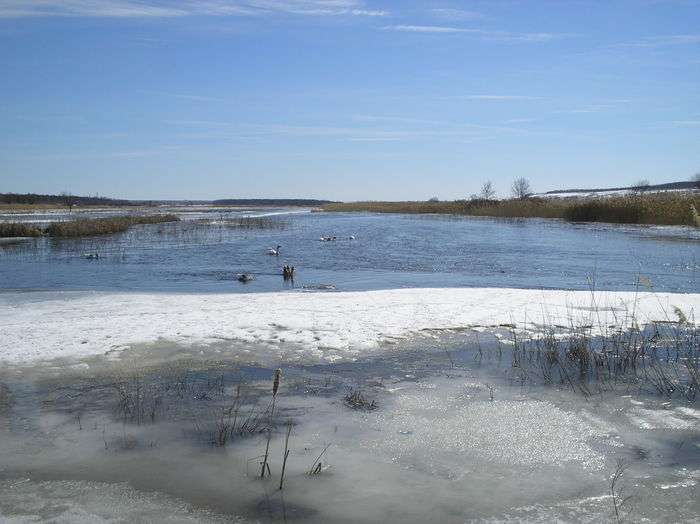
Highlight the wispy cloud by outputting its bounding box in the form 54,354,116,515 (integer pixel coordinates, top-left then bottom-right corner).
0,1,189,17
351,114,449,125
349,8,386,17
383,25,574,42
0,0,387,18
163,118,531,143
504,118,538,124
142,91,225,102
619,34,700,47
454,95,541,101
662,120,700,126
555,101,629,114
430,8,483,21
383,25,467,33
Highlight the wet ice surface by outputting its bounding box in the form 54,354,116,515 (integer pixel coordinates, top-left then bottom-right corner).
1,340,698,523
364,389,607,474
0,479,236,523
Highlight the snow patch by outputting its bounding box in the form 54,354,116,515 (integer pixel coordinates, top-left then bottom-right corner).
1,287,698,364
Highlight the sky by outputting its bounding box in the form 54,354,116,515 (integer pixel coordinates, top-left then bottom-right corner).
0,0,699,201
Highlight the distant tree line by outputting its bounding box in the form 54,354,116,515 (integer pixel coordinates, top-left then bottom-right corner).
1,194,337,207
0,193,133,206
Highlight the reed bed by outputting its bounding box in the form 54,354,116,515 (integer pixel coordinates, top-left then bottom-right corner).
36,214,180,237
498,311,700,400
0,222,44,237
564,193,700,225
214,216,287,230
325,192,700,226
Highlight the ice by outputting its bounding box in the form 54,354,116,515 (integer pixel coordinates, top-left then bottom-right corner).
0,351,698,523
355,378,607,478
628,407,698,430
0,478,239,523
1,287,698,364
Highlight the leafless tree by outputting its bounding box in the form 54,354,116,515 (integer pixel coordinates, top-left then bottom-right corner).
691,172,700,183
480,180,496,200
60,192,77,212
510,177,531,199
633,179,650,193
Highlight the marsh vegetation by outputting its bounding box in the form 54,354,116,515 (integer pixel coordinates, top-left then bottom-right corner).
0,214,180,238
325,192,700,226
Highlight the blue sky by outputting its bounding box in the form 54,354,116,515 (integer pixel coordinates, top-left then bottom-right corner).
1,1,699,200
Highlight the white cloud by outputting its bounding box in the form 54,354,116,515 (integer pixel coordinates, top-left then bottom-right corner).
142,91,225,102
0,0,387,18
352,114,449,125
383,25,573,42
456,95,540,101
620,34,700,47
430,8,483,21
664,120,700,126
0,0,188,17
504,118,538,124
383,24,467,33
350,8,386,16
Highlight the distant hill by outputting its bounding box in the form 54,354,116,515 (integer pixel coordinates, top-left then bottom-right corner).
540,180,699,196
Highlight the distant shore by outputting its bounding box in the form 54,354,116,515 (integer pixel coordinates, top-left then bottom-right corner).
323,192,700,227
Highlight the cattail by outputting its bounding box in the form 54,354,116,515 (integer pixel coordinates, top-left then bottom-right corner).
261,369,282,479
272,369,281,397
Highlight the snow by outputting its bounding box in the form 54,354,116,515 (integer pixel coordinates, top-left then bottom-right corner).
1,287,698,364
533,187,700,199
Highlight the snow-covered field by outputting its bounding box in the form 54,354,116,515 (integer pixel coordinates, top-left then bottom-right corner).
2,287,698,364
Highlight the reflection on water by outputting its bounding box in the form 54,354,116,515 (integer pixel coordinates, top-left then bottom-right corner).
1,208,698,293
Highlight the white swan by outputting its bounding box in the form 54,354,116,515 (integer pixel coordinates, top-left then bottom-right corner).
267,245,281,256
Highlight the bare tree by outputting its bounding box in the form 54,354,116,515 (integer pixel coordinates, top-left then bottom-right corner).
60,191,77,212
691,172,700,183
629,179,651,195
510,177,531,199
480,180,496,200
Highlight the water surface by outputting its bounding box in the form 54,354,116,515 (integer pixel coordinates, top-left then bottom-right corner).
1,208,698,293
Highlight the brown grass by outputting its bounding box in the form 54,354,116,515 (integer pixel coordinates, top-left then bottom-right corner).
43,214,180,237
324,192,700,226
0,222,44,237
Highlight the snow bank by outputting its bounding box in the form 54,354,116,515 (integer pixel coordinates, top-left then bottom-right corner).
1,288,698,364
